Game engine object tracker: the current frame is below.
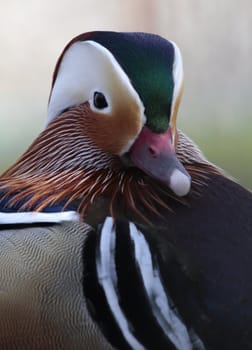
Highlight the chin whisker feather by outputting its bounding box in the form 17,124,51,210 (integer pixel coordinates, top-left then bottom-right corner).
0,109,222,224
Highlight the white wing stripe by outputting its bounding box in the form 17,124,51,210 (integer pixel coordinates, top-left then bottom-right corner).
96,217,145,350
129,222,192,350
0,211,79,224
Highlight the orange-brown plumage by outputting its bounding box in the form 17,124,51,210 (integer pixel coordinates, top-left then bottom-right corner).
0,103,221,224
0,32,222,225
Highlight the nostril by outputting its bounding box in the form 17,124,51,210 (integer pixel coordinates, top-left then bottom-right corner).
148,146,157,158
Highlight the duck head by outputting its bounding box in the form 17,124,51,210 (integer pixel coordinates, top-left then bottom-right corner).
1,32,216,222
48,31,190,197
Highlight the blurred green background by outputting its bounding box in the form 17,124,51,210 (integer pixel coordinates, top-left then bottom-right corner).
0,0,251,189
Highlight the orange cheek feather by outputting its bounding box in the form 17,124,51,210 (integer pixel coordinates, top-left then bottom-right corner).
85,103,143,154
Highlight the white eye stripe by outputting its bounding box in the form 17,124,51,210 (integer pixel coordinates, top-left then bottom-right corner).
47,40,145,126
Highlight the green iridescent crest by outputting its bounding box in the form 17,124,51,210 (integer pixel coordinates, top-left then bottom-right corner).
91,32,175,133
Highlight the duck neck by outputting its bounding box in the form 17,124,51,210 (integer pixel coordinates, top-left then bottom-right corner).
0,113,222,224
0,109,118,214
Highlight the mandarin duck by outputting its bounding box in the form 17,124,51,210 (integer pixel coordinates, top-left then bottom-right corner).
0,31,251,350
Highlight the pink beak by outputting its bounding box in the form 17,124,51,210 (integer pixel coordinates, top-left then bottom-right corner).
130,127,191,196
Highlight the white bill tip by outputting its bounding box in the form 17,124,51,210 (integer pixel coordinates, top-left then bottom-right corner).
170,169,191,196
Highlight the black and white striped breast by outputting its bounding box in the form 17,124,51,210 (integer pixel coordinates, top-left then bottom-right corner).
83,218,205,350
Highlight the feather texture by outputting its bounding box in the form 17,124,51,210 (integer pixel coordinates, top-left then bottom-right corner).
0,221,113,349
0,107,221,225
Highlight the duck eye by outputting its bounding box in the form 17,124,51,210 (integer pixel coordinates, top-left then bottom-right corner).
93,91,108,109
